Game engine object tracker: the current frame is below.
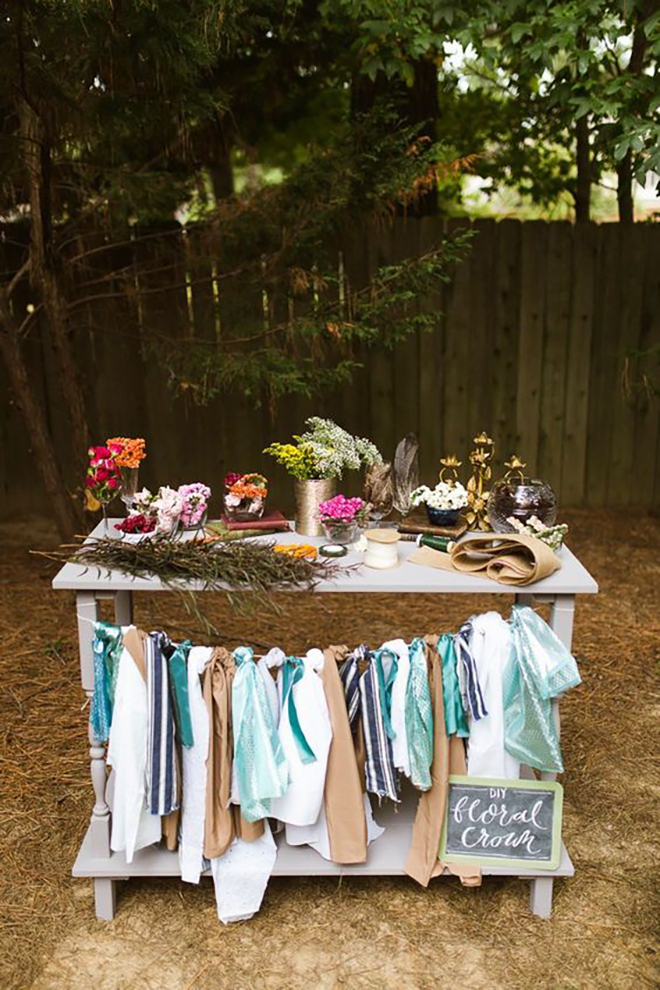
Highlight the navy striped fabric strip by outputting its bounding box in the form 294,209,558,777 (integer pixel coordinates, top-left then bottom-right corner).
147,633,180,816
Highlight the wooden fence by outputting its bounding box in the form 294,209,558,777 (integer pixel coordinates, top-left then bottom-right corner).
1,217,659,519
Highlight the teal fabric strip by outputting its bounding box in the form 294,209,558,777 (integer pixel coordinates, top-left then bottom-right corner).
90,621,123,743
167,640,194,748
282,658,317,765
232,646,288,823
373,647,398,741
404,637,434,791
437,634,469,738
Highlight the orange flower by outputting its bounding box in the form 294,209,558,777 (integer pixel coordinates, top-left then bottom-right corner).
106,437,146,469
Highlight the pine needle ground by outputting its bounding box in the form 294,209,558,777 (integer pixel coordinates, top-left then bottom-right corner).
0,509,658,990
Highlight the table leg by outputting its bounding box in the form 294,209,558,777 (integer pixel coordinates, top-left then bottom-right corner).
94,878,117,922
114,590,133,626
520,593,576,918
530,876,554,919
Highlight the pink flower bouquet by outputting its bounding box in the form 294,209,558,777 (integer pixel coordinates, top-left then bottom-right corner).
318,495,370,543
178,483,211,528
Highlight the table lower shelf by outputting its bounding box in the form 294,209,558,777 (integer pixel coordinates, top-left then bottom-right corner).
73,797,574,881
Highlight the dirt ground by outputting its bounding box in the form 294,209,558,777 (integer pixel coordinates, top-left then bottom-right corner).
0,509,658,990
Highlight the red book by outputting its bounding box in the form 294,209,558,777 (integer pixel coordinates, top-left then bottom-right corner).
220,510,290,532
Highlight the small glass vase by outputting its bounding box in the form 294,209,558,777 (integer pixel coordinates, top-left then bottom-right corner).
119,466,140,514
97,491,118,534
321,519,360,545
294,478,336,537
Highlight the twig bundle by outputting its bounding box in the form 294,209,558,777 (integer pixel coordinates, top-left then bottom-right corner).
36,536,344,621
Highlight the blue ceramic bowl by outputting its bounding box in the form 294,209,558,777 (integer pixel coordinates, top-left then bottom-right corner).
425,506,460,527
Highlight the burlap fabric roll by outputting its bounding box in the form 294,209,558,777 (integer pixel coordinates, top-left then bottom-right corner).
409,532,561,586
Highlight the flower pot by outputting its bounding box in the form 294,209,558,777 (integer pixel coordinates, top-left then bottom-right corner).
294,478,336,536
425,506,461,527
321,519,359,544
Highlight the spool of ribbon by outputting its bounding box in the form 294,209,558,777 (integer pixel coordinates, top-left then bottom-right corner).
364,528,399,569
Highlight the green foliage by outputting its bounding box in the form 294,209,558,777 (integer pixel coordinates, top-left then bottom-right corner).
461,0,660,188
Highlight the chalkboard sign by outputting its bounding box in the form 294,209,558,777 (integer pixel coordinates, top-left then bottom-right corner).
440,775,563,871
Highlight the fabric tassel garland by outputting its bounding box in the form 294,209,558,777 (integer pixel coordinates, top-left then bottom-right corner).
232,646,288,823
404,637,434,791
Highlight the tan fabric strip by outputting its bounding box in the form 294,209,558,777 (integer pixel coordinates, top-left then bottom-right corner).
122,626,147,682
203,647,264,859
162,809,179,851
405,635,448,886
322,646,368,864
203,647,237,859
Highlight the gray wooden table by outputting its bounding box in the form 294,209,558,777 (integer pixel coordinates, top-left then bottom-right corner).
53,521,598,922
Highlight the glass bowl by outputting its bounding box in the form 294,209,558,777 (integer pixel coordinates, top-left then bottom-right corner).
488,477,557,533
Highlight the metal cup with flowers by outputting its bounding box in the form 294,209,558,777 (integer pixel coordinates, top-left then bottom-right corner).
410,480,469,527
318,495,371,544
223,473,268,522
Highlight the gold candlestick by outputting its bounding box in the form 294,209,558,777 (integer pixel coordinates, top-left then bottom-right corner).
465,432,494,530
439,454,462,487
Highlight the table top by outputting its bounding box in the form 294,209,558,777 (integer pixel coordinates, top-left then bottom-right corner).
51,520,598,596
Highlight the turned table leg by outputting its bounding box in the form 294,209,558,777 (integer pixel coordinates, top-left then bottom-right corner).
77,593,117,917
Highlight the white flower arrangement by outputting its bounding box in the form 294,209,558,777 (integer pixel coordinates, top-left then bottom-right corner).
411,481,469,511
299,417,382,480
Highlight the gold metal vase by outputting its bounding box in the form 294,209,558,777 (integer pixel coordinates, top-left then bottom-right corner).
294,478,336,536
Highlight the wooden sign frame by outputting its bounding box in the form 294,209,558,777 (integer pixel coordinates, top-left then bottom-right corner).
439,775,564,871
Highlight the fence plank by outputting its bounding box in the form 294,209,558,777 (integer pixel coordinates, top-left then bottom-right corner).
607,223,645,505
516,222,548,475
586,224,622,508
491,220,521,459
417,215,447,482
442,218,473,461
634,225,660,508
392,217,421,445
538,222,572,492
365,219,396,461
562,223,596,506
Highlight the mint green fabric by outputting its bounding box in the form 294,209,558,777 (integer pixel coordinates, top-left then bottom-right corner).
167,640,194,748
404,637,433,791
503,606,581,773
437,634,469,738
281,658,317,764
232,646,288,823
